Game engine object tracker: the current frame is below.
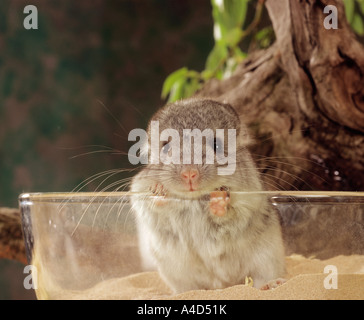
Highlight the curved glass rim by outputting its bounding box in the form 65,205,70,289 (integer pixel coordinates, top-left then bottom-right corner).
19,191,364,204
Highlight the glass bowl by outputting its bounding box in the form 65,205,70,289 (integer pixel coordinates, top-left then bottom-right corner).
19,191,364,299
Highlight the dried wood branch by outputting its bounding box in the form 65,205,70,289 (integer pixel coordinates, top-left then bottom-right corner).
0,208,27,264
197,0,364,191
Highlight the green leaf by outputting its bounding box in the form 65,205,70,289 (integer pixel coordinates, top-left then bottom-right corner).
344,0,355,23
215,69,224,80
161,67,188,99
223,57,238,79
225,27,243,47
255,27,270,41
162,0,261,100
211,0,227,25
233,47,247,63
224,0,249,28
201,69,214,80
183,78,201,98
211,0,250,42
254,26,275,49
359,0,364,15
205,44,228,73
211,0,228,41
352,13,364,35
168,77,187,102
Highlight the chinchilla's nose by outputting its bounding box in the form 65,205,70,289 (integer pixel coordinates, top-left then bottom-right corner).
180,168,199,184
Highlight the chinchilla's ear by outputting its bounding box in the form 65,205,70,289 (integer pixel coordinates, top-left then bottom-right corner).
238,123,255,148
220,100,254,148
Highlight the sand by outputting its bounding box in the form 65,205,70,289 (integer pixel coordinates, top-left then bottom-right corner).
37,254,364,300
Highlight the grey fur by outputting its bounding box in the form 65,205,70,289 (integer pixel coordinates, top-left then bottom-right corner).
130,98,285,293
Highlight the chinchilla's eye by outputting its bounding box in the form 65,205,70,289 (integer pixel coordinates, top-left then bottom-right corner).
162,142,170,154
213,138,222,153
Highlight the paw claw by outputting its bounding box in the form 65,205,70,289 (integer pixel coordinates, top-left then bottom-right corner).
209,187,230,217
149,183,167,196
149,183,168,206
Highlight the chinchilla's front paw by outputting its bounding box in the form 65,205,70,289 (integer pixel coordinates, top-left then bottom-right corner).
209,186,230,217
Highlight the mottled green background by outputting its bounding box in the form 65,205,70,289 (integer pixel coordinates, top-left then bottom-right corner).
0,0,214,299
